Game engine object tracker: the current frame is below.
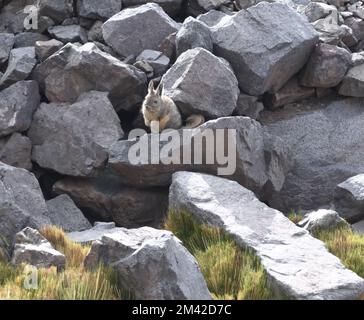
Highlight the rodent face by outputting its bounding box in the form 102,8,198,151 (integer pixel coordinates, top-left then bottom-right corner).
143,92,161,114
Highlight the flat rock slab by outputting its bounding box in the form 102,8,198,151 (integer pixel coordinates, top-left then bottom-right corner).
169,171,364,300
67,222,120,244
108,116,291,197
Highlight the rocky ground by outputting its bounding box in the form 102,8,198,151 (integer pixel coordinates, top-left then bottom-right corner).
0,0,364,300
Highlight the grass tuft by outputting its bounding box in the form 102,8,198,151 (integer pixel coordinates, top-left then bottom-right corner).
165,210,274,300
287,209,304,225
40,226,89,268
0,226,122,300
314,225,364,279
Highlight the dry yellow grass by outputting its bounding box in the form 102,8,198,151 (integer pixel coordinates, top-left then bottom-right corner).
0,226,121,300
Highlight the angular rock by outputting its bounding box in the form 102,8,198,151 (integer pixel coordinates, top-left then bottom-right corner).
48,25,88,44
0,33,14,64
0,80,40,137
169,171,364,300
351,52,364,66
102,3,180,57
196,9,227,27
263,76,315,110
338,65,364,97
11,227,65,270
135,50,170,77
303,2,338,22
0,47,37,88
32,42,147,111
158,32,177,61
344,17,364,42
161,48,239,119
211,2,318,95
300,43,352,88
0,163,51,257
88,20,104,42
234,93,264,120
176,17,213,57
341,24,358,48
38,0,74,24
109,116,292,197
122,0,183,17
46,194,91,232
14,33,50,48
262,97,364,212
84,227,212,300
53,174,168,228
77,0,122,20
0,133,32,170
188,0,231,16
68,222,119,244
334,174,364,223
35,39,63,62
28,91,123,177
312,15,348,45
298,209,348,233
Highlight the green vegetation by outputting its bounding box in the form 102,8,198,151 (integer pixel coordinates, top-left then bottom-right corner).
287,209,304,225
1,211,363,300
165,210,275,300
314,226,364,279
0,226,121,300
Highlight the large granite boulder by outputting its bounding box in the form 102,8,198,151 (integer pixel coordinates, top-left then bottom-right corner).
0,163,51,258
161,48,239,119
109,116,292,198
84,227,212,300
334,174,364,223
52,174,168,228
11,227,65,271
0,80,40,137
28,91,123,177
32,42,147,112
102,3,180,57
262,97,364,213
169,171,364,300
211,2,318,95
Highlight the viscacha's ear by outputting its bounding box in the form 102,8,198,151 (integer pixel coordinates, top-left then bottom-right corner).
148,80,155,93
156,83,163,96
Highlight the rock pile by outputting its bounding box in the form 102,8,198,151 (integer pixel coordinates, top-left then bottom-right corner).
0,0,364,300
